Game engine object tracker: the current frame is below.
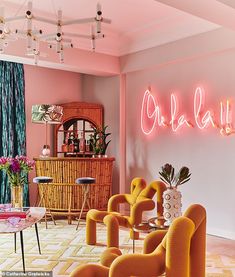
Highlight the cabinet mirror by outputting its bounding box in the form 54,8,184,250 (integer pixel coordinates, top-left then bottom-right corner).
57,118,96,157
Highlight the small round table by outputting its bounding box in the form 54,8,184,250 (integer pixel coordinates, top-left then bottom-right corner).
75,177,96,230
0,207,46,273
132,216,168,253
148,216,167,229
33,176,56,228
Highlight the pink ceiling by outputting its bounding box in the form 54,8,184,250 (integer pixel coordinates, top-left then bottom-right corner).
2,0,221,56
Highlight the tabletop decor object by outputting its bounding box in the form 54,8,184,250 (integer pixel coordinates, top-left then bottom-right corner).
32,104,63,157
0,156,35,207
0,207,30,219
159,164,191,226
7,216,21,227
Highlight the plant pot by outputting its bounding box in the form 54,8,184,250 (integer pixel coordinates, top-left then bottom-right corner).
11,185,23,208
163,187,182,226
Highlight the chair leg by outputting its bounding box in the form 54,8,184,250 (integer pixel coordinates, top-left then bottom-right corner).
104,214,119,248
86,212,97,245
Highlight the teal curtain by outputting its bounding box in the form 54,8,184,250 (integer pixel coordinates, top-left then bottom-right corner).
0,61,28,205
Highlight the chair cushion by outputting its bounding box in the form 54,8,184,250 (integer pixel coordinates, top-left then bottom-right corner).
33,176,53,183
76,177,96,184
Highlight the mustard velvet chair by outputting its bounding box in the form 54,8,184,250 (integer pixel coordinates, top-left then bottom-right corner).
103,180,166,247
86,179,166,247
86,177,147,246
71,204,206,277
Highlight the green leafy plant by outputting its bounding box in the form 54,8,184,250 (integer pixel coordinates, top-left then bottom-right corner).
90,125,111,155
90,128,100,155
159,163,191,189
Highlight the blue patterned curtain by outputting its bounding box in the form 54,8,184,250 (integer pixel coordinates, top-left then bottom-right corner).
0,61,28,205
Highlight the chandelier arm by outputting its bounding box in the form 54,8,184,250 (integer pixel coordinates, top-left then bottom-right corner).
15,29,41,36
95,34,105,40
31,30,43,35
5,15,25,22
62,32,91,39
45,37,72,43
101,18,111,24
91,37,95,51
56,40,61,53
96,20,101,33
62,17,96,26
40,33,56,40
62,42,73,48
59,38,72,43
34,16,57,25
15,30,28,35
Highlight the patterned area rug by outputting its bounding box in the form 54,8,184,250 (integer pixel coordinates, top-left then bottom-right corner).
0,220,234,276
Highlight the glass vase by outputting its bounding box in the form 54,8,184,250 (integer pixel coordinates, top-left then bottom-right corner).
11,185,23,208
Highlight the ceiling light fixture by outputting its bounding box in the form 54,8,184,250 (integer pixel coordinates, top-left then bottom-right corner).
0,2,111,64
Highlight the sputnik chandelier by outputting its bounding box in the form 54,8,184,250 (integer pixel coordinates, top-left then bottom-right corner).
0,2,111,64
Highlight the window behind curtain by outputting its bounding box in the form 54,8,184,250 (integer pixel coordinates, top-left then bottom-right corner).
0,61,28,205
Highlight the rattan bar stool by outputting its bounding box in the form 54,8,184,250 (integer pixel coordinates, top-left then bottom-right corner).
75,177,95,230
33,176,56,228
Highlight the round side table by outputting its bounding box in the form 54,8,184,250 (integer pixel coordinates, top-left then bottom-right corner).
148,216,167,229
132,216,169,253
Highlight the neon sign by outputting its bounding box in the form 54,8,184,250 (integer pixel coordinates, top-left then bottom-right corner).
141,87,234,136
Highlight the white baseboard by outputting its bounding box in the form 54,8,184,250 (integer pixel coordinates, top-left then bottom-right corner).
207,228,235,240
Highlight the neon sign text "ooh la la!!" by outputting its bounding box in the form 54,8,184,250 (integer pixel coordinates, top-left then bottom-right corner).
140,87,235,136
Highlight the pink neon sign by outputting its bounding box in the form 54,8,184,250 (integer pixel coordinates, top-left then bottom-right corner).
141,87,234,136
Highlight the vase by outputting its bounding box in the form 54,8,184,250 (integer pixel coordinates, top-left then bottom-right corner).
163,187,182,226
11,185,23,208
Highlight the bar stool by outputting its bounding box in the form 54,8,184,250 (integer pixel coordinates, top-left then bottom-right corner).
76,177,95,230
33,176,56,228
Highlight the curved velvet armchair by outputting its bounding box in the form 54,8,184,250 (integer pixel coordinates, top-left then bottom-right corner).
71,204,206,277
86,179,166,247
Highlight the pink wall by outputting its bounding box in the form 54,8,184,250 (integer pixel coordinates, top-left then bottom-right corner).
123,49,235,239
80,29,235,239
24,65,82,205
81,75,120,194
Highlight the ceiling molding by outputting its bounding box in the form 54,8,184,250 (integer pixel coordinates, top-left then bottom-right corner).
155,0,235,31
120,27,235,74
0,39,120,76
216,0,235,10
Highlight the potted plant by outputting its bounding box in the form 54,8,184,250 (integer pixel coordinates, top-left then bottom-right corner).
90,125,111,157
159,164,191,189
159,163,191,226
90,128,101,155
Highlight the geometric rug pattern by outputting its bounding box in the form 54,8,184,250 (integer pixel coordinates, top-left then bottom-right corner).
0,220,234,276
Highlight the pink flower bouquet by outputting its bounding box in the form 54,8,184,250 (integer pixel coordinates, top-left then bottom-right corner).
0,156,35,187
